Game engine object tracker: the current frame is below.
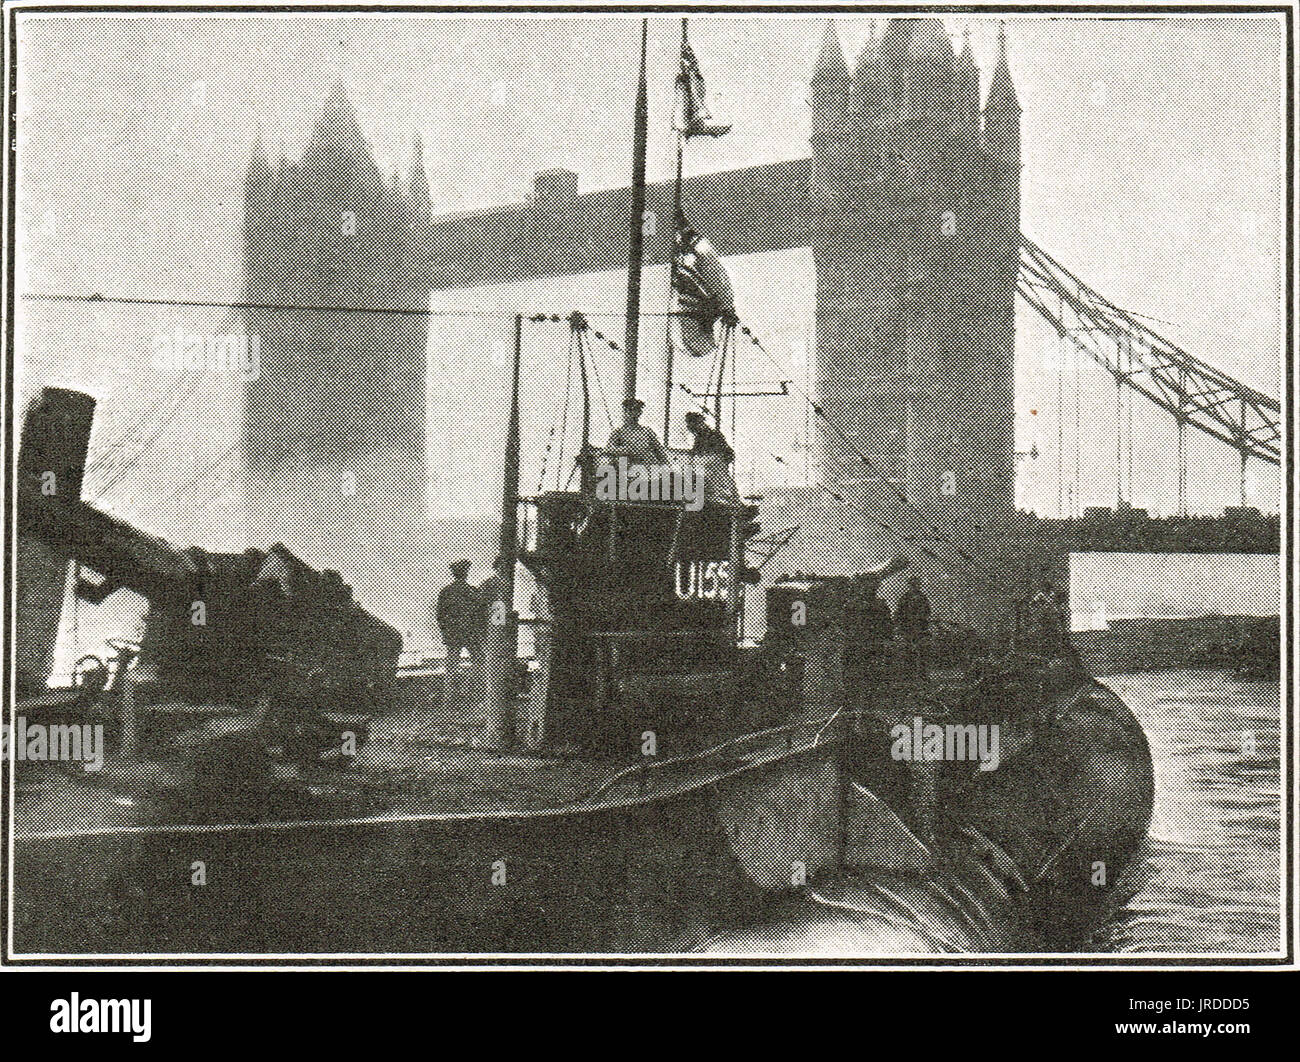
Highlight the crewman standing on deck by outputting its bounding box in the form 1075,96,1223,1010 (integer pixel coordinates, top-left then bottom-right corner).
896,576,932,679
437,560,484,670
841,572,895,721
1029,577,1066,658
478,554,514,621
477,554,518,745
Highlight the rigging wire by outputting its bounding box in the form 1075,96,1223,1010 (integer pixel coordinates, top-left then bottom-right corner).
153,438,243,517
1125,336,1135,505
86,371,190,476
23,291,692,319
731,323,1006,592
22,292,535,318
584,333,615,432
535,325,578,494
704,335,724,424
1072,329,1082,518
535,418,560,495
91,372,209,501
1118,361,1128,504
728,325,738,448
1056,304,1065,518
555,327,576,492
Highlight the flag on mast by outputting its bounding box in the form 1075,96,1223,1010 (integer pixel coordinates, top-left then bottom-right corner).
674,217,736,357
676,35,731,138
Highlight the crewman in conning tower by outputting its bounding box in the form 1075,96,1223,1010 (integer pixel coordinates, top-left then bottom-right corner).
1029,577,1066,658
684,410,738,502
606,397,667,463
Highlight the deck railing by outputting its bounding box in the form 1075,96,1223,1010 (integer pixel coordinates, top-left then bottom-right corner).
564,709,850,808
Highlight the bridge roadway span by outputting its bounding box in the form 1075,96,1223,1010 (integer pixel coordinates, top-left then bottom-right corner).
420,158,814,290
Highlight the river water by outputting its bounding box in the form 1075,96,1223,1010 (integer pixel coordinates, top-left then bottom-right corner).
1099,670,1282,955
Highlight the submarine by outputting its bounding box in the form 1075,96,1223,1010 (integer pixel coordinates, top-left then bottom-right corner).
9,18,1153,957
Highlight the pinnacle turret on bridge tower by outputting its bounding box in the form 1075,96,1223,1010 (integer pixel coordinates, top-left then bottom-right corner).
955,30,981,141
850,24,887,146
810,18,851,192
874,17,959,144
810,20,849,111
806,16,1019,521
983,23,1021,164
983,22,1022,276
239,82,439,631
245,125,272,191
407,132,433,227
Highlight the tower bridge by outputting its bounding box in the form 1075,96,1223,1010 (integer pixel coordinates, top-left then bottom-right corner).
238,17,1282,631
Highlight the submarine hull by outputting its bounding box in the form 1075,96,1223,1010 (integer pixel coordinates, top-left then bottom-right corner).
700,679,1155,954
13,683,1152,956
12,739,843,955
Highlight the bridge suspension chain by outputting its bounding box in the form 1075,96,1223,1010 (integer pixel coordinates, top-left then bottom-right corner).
1018,235,1281,475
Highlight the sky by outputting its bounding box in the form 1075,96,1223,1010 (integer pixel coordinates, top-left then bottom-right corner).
14,9,1286,552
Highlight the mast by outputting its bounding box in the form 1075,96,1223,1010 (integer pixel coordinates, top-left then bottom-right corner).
484,312,523,750
622,19,650,404
500,312,523,577
664,17,687,440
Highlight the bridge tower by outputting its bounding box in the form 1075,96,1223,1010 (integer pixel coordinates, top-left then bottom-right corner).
240,83,436,631
809,18,1019,523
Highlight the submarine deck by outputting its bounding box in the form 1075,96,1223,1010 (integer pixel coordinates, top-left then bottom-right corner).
12,657,1067,839
11,696,849,838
